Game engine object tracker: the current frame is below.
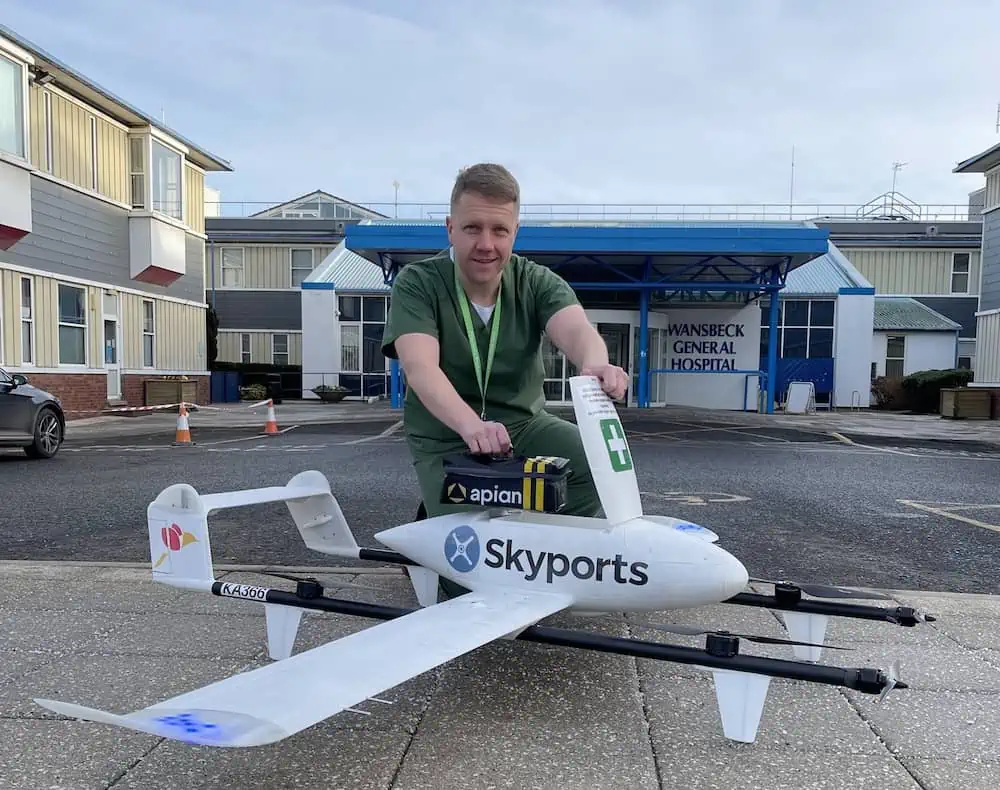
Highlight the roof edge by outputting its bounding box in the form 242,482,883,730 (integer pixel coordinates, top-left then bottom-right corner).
0,24,232,172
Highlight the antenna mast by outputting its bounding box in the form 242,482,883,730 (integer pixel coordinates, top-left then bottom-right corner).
788,145,795,220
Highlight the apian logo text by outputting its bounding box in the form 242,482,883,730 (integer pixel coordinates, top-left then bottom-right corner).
484,539,648,585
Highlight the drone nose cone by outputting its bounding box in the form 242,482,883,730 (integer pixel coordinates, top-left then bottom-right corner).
718,549,749,600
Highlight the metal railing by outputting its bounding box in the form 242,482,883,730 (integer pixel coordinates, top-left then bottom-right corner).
204,199,978,223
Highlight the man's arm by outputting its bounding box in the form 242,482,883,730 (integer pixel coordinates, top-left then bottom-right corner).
544,304,610,370
394,333,482,436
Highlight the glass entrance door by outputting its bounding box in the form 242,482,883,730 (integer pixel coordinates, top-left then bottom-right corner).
104,318,120,399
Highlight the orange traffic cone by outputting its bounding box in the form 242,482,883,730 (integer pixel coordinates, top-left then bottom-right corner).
172,403,195,446
263,399,280,436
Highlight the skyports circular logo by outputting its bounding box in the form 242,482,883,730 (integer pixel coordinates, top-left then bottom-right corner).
444,525,480,573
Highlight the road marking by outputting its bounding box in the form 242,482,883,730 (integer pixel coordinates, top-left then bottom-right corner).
640,491,750,506
898,499,1000,534
340,420,404,445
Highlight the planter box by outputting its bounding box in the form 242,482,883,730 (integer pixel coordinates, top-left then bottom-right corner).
145,379,198,409
940,387,993,420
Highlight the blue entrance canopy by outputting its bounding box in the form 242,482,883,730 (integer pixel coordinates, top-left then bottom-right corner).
343,219,830,413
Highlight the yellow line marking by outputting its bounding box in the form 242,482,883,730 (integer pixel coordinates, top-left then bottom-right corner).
897,499,1000,534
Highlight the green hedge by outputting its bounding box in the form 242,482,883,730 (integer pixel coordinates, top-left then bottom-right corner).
899,368,975,413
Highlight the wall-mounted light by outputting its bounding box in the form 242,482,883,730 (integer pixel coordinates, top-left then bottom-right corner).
30,68,54,86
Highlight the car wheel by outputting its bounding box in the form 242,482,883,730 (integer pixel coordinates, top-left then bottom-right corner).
24,407,63,459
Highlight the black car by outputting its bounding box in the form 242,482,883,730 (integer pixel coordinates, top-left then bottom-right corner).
0,367,65,459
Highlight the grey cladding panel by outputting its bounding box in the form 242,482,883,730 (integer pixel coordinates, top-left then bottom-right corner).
212,290,302,330
2,176,205,303
981,210,1000,312
912,297,980,338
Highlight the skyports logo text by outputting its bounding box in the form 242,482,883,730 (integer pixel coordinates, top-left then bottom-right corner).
483,538,648,585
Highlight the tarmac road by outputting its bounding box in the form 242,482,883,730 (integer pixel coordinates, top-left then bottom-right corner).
2,426,999,595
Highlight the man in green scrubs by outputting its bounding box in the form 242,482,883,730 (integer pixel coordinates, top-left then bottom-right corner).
380,163,629,526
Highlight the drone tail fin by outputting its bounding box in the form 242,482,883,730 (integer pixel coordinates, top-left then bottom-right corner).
147,470,359,660
568,375,643,526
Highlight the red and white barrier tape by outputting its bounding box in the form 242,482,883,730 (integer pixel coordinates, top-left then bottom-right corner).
65,399,273,416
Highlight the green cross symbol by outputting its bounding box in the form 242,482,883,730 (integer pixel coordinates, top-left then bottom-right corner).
599,418,632,472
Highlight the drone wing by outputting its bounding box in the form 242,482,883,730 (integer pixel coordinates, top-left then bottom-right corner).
35,587,572,748
569,375,643,526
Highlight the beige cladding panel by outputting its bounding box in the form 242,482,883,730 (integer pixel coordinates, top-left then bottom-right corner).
185,165,205,235
977,312,1000,385
210,245,337,289
95,116,128,204
121,292,206,371
841,248,981,295
217,331,301,365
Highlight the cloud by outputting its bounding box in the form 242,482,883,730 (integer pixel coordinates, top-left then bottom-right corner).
5,0,1000,214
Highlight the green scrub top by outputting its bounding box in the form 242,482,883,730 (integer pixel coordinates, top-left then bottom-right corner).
381,250,581,441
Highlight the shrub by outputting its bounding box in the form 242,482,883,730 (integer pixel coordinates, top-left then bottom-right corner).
871,376,907,410
900,368,975,414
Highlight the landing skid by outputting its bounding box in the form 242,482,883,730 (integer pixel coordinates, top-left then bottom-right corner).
212,573,904,744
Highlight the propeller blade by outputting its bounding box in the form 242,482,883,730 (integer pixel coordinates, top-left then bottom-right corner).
876,660,906,702
751,577,893,601
637,621,852,651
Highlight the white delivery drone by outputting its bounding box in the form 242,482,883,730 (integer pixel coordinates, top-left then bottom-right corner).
34,376,930,747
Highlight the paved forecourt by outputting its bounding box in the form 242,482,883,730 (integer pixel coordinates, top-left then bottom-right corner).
3,561,1000,789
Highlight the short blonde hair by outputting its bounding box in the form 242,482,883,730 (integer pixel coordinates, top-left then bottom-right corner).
450,163,520,211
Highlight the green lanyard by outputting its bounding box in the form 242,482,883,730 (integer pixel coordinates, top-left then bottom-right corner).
454,263,502,420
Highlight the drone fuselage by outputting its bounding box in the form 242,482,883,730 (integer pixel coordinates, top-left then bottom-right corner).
375,509,749,613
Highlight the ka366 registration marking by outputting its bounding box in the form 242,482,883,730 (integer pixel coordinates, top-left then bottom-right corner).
219,582,270,601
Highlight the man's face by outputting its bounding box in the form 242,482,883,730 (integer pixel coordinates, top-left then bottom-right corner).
446,191,519,287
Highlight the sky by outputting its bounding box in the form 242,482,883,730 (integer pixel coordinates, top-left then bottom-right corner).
4,0,1000,218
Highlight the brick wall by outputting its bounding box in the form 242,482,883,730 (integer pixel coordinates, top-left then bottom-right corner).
17,374,108,419
16,373,211,421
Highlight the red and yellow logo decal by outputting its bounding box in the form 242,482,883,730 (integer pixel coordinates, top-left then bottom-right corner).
153,522,198,568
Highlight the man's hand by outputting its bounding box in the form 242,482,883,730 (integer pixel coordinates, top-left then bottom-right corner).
458,417,512,456
582,364,629,401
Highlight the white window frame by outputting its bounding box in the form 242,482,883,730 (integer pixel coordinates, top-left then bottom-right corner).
0,50,28,163
271,333,289,366
240,332,251,363
57,282,88,367
142,298,155,368
951,252,971,294
220,247,244,288
128,134,146,210
290,248,314,288
20,275,34,366
885,335,905,378
151,137,184,221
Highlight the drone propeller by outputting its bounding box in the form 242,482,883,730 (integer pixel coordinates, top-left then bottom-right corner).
635,620,852,651
750,577,893,601
255,569,381,595
877,660,905,702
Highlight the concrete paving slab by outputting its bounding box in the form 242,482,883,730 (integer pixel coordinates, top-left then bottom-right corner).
0,719,157,790
6,562,1000,789
109,726,414,790
903,757,1000,790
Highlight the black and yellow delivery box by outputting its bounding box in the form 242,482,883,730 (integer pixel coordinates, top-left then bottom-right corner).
440,453,570,513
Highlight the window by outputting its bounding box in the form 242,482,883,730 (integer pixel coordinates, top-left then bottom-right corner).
958,356,972,370
129,136,146,209
20,277,33,365
951,253,970,294
142,299,155,367
151,139,182,220
759,298,835,359
272,333,289,366
240,333,251,363
290,249,314,287
57,284,87,365
0,52,25,159
885,335,905,378
221,248,244,287
337,295,389,397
